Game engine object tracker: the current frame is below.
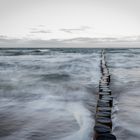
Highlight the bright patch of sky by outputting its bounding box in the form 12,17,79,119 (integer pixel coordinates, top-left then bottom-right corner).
0,0,140,40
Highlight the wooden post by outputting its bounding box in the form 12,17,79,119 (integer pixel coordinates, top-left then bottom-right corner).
94,49,116,140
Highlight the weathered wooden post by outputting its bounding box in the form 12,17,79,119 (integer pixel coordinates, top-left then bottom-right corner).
94,49,116,140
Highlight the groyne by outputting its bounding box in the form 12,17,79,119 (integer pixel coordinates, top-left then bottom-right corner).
94,50,116,140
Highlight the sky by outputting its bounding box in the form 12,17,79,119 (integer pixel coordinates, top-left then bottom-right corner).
0,0,140,47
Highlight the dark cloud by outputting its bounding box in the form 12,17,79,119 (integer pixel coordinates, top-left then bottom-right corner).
60,26,91,33
30,27,52,34
30,30,51,34
63,37,126,43
0,35,8,39
38,25,46,27
0,36,140,48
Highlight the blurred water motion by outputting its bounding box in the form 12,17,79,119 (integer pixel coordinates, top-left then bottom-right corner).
0,48,100,140
0,48,140,140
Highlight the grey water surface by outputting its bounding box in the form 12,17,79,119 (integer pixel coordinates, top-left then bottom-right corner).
107,49,140,140
0,48,100,140
0,48,140,140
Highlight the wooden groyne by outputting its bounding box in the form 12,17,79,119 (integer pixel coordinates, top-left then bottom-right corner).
94,50,116,140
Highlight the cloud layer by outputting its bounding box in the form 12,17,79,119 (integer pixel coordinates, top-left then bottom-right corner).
30,27,52,34
60,26,91,33
0,36,140,48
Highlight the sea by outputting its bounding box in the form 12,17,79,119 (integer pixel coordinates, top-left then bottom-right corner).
0,48,140,140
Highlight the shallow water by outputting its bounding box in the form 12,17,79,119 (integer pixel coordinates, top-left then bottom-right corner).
107,49,140,140
0,48,140,140
0,48,100,140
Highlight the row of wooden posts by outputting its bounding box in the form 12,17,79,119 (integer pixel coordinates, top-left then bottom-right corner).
94,50,117,140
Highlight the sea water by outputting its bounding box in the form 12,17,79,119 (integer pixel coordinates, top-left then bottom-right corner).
0,48,100,140
0,48,140,140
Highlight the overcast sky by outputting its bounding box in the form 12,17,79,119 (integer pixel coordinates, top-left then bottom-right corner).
0,0,140,40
